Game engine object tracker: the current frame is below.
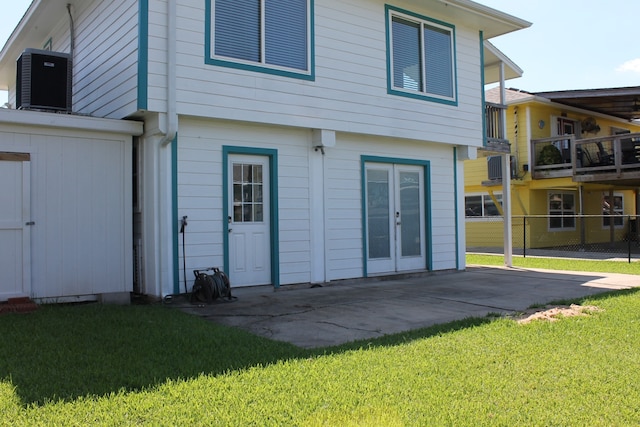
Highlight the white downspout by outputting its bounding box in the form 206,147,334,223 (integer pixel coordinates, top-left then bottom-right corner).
162,0,178,146
157,0,178,297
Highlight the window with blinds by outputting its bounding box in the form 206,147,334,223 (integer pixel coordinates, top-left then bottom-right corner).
387,6,456,103
212,0,310,75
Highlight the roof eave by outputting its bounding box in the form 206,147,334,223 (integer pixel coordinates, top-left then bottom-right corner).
437,0,531,39
0,0,68,90
483,40,523,84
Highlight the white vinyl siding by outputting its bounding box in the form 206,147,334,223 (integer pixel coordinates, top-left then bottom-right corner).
176,119,458,286
57,0,139,118
173,0,482,146
387,5,456,103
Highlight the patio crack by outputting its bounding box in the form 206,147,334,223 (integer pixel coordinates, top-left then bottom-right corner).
316,320,382,335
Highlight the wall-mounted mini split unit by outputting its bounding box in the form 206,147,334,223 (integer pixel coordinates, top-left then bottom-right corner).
487,155,517,181
17,48,72,112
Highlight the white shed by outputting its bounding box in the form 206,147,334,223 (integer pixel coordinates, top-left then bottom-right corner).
0,109,143,303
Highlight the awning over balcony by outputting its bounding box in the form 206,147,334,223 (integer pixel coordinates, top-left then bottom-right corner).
535,87,640,123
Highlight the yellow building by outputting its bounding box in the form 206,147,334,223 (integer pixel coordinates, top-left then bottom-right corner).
466,87,640,251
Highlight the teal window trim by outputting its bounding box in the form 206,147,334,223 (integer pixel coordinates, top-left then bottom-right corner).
360,155,432,277
137,0,149,111
480,30,486,147
204,0,315,81
385,4,457,106
222,146,280,288
171,135,180,294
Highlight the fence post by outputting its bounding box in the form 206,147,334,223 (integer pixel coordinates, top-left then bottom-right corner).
629,215,632,264
523,216,526,258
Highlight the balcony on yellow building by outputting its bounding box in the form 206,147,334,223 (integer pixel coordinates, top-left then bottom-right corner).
531,133,640,185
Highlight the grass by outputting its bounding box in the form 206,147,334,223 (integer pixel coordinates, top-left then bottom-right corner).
1,288,640,425
467,253,640,275
1,256,639,425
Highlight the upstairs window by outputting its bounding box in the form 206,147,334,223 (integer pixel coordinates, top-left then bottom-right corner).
386,6,456,104
209,0,312,78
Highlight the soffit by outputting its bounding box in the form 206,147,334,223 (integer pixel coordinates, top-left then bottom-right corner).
535,87,640,122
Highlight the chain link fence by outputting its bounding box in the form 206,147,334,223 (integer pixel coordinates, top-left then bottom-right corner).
467,215,640,263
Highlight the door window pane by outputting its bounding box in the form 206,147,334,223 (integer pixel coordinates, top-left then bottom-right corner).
233,163,264,223
399,171,421,256
367,169,391,259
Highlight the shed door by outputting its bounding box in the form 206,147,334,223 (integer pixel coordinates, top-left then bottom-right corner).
0,153,31,301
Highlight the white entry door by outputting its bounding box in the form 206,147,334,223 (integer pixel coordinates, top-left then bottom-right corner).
0,153,31,301
366,163,426,275
228,154,271,286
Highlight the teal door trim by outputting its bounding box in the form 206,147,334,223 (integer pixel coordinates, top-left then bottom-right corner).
360,155,432,277
222,146,280,288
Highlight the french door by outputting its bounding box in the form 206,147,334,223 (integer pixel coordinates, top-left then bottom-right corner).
365,163,426,274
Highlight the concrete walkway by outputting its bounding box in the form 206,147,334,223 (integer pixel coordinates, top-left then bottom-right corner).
174,266,639,349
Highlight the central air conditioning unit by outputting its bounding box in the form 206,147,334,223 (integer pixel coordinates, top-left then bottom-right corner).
16,48,72,112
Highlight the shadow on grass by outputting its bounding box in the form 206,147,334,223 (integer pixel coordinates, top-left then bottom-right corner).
2,287,638,406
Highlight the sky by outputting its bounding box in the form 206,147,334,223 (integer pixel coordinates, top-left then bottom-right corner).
0,0,639,104
480,0,640,92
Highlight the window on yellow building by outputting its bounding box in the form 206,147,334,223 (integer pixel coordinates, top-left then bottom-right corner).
548,191,575,230
465,194,502,218
602,193,623,228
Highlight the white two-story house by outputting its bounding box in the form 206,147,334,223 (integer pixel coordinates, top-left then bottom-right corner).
0,0,529,300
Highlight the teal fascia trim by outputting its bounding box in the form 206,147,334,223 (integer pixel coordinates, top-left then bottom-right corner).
480,30,487,147
171,135,180,294
360,155,433,277
222,146,280,288
384,4,458,106
453,147,460,270
204,0,315,82
137,0,149,111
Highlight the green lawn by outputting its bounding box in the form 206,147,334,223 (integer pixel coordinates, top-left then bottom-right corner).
1,259,640,425
467,253,640,275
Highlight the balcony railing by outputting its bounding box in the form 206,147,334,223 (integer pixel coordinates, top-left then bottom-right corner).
530,135,575,178
530,133,640,182
484,102,508,150
573,133,640,179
